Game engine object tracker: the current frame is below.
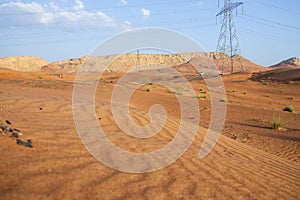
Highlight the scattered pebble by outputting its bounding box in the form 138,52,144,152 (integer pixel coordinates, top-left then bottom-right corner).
1,119,33,148
11,131,23,138
16,139,32,148
0,125,12,133
13,128,20,132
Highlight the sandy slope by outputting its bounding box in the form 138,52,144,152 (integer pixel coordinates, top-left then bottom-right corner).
0,70,299,199
251,67,300,82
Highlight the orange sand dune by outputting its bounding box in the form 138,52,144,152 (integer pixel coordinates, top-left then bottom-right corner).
0,69,299,199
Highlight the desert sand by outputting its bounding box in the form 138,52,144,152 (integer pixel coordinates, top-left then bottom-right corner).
0,59,300,199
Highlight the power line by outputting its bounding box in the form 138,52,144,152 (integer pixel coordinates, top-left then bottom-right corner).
0,7,214,28
243,13,300,31
1,17,215,39
239,27,300,43
239,16,300,34
251,0,300,16
0,23,216,47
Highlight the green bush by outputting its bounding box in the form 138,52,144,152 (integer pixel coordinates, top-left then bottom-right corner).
196,95,207,99
146,88,151,92
272,117,284,130
220,98,228,103
283,105,294,113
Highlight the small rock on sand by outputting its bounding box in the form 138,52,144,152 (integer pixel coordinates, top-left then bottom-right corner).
11,131,23,138
16,139,32,148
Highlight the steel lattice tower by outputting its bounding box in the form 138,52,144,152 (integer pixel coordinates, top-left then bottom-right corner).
216,0,244,74
136,49,140,72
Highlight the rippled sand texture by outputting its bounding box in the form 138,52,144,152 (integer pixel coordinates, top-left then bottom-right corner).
0,69,299,199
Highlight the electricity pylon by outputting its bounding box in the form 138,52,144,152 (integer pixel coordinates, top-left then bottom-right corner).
136,49,140,72
216,0,244,74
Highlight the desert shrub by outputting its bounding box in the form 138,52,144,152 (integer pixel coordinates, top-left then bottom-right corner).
231,135,237,140
288,96,294,100
283,105,294,113
220,98,228,103
50,82,56,89
176,87,188,95
146,88,151,92
140,77,152,85
196,95,207,99
272,117,284,130
243,92,247,95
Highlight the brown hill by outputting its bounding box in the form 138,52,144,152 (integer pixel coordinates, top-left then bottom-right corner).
0,53,264,75
181,52,266,74
40,53,264,75
40,57,87,74
40,54,186,74
0,56,48,72
174,53,266,76
269,57,300,68
251,67,300,82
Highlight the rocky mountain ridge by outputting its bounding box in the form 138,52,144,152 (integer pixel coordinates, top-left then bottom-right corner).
269,57,300,68
0,53,278,74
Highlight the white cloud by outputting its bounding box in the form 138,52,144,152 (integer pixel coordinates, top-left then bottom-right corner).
125,20,131,25
121,20,132,31
120,0,127,5
96,11,115,27
73,0,84,10
49,2,60,12
141,8,150,18
0,1,45,14
0,1,115,30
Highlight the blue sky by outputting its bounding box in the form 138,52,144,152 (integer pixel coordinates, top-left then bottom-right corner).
0,0,299,66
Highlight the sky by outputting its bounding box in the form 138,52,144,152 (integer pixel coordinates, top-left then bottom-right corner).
0,0,299,66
